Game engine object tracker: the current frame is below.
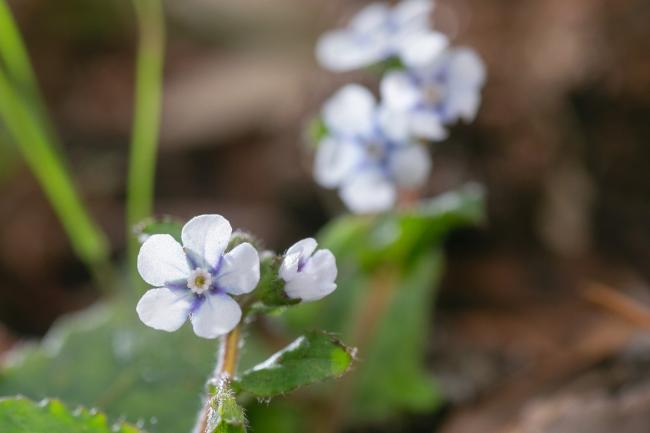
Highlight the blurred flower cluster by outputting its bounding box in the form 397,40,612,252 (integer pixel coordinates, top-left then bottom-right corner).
314,0,485,213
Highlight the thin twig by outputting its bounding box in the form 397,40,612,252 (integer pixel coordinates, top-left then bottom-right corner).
316,267,400,433
582,282,650,328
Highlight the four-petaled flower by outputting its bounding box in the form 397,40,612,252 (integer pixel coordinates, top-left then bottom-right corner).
380,48,486,140
314,84,431,213
280,238,337,302
316,0,447,72
136,214,260,339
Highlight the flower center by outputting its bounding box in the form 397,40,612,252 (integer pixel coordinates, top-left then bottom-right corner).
423,83,444,105
187,268,212,294
366,140,386,161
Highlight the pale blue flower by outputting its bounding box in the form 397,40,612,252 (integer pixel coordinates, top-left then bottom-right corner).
280,238,337,302
380,47,486,141
314,84,431,214
136,215,260,339
316,0,447,71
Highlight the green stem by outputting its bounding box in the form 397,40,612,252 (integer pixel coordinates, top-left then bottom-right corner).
127,0,165,290
0,69,111,282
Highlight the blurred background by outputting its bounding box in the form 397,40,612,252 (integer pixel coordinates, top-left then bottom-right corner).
0,0,649,432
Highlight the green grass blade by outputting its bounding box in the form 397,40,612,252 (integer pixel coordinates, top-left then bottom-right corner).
126,0,165,288
0,69,110,272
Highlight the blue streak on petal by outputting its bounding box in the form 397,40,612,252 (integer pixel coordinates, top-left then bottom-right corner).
189,294,205,315
166,279,190,291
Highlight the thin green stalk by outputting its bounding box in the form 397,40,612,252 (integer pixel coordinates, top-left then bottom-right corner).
0,69,111,281
0,0,56,139
127,0,165,289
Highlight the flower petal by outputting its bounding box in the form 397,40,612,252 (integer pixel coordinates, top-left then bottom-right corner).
350,2,390,33
314,137,365,188
322,84,376,136
377,107,411,142
315,30,387,72
393,0,434,30
181,214,232,268
137,234,190,287
215,242,260,295
304,249,337,283
443,48,486,122
285,238,318,258
409,110,448,140
445,90,482,123
397,31,448,69
279,252,301,282
136,287,192,332
380,71,420,111
448,48,486,89
340,169,396,214
285,272,337,302
389,144,432,188
190,293,241,339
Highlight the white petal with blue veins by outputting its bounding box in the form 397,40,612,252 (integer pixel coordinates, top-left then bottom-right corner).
323,84,376,136
285,237,318,258
181,214,232,269
137,234,190,287
397,31,448,69
303,249,337,283
340,169,396,214
380,71,421,110
316,30,387,72
390,143,432,188
190,293,242,339
393,0,434,30
314,137,365,188
215,242,260,295
409,110,448,140
136,287,193,332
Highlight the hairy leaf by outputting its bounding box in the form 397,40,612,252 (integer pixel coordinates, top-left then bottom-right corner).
0,396,144,433
0,301,215,433
234,331,355,397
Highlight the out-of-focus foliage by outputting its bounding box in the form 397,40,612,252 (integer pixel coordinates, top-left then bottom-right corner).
284,185,484,421
0,396,145,433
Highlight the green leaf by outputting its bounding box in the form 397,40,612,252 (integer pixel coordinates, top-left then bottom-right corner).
0,300,215,433
233,331,355,398
0,396,144,433
133,216,182,243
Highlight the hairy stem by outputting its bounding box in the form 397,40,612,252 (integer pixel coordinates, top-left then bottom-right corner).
127,0,165,291
193,324,242,433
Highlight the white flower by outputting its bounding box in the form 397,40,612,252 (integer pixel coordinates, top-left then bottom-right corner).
136,214,260,339
314,84,431,214
380,47,486,140
316,0,447,71
279,238,337,302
